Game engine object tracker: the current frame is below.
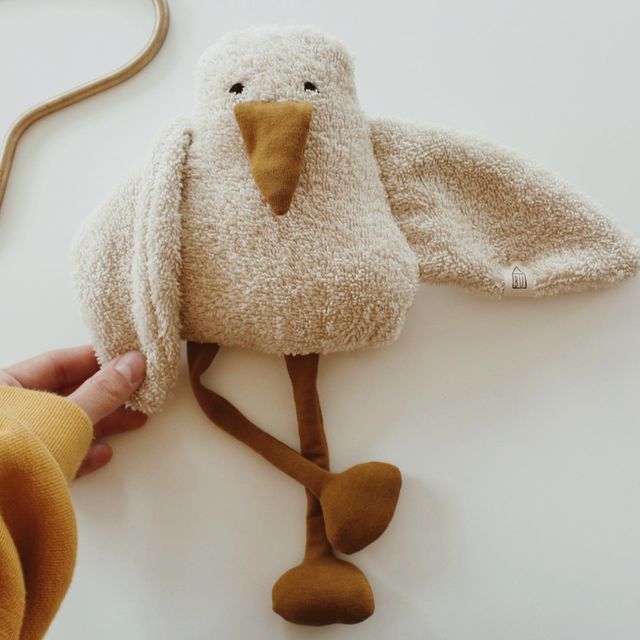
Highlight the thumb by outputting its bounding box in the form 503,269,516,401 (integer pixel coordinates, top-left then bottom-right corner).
68,352,146,424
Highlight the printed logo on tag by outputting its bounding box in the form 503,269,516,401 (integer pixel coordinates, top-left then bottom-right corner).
503,264,535,296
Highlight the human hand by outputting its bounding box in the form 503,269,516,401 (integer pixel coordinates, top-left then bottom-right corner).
0,345,147,478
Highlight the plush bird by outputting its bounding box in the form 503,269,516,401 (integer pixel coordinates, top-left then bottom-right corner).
71,26,640,626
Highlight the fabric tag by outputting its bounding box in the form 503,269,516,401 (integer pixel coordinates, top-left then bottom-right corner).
503,264,536,296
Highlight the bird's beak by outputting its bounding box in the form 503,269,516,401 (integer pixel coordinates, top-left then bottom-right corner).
234,101,313,216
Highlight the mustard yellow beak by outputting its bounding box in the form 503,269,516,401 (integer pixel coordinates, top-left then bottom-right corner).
234,101,313,215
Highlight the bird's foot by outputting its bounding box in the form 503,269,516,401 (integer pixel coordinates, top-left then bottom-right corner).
319,462,402,554
272,553,374,625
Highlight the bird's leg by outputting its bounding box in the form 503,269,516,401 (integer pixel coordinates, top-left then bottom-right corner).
187,342,402,556
284,353,330,560
271,353,374,625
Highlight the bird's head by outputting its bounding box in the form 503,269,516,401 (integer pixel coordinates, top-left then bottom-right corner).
194,26,357,216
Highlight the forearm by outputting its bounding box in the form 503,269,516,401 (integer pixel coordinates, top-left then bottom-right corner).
0,387,92,640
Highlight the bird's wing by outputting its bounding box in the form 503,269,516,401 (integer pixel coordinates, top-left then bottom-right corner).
370,117,640,297
70,117,192,414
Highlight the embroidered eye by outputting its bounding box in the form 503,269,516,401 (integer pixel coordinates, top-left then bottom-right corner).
304,81,318,93
229,83,244,95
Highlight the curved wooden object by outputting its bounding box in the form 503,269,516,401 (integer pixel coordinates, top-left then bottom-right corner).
0,0,170,209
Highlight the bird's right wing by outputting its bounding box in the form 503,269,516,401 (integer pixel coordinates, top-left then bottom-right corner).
70,118,192,414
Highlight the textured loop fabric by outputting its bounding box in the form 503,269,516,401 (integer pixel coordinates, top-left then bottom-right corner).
71,27,639,415
68,25,640,626
371,118,640,297
70,118,191,415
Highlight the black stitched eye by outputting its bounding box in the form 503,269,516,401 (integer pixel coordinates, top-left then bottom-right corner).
304,81,318,93
229,83,244,94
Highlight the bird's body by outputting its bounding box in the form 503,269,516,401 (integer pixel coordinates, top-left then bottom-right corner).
71,25,640,626
179,110,419,355
72,24,640,411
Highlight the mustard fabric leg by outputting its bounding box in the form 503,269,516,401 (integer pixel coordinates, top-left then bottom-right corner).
187,342,402,556
272,354,374,625
188,342,326,493
285,354,332,560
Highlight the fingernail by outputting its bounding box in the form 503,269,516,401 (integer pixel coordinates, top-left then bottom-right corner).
114,352,146,385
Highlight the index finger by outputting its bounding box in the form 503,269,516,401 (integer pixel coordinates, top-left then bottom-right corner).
4,345,100,392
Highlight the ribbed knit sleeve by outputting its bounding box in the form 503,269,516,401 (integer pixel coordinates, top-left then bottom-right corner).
0,387,92,640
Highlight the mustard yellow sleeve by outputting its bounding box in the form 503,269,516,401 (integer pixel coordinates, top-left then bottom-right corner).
0,387,92,640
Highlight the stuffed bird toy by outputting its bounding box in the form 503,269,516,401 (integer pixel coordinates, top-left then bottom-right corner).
71,26,640,626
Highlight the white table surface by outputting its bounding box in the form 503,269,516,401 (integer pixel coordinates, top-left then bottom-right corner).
1,1,639,638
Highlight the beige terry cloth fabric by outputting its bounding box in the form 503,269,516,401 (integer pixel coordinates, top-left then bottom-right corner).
70,118,192,414
371,118,640,297
70,27,640,415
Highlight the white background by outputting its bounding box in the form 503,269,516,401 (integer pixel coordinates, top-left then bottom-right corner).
1,1,639,638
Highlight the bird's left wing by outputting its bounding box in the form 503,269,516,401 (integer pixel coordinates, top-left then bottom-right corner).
370,117,640,297
70,118,192,414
